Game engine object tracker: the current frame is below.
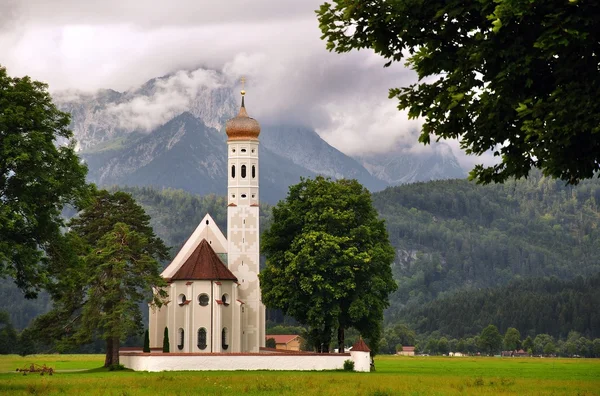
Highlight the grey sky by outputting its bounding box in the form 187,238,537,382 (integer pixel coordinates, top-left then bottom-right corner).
0,0,494,169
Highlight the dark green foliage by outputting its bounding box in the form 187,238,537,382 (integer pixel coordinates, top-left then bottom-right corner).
397,274,600,340
266,338,276,349
260,177,396,353
343,359,354,371
163,327,170,353
18,328,38,357
31,190,167,367
503,328,521,351
0,311,18,354
143,329,150,353
478,325,503,355
0,65,89,297
318,1,600,185
379,173,600,325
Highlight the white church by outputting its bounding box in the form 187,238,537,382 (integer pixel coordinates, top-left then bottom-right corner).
122,88,371,372
148,89,265,353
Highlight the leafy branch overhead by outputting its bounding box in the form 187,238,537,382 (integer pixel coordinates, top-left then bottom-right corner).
317,0,600,184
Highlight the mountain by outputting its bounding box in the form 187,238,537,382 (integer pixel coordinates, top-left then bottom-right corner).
82,112,315,204
357,142,466,185
54,68,467,203
260,125,387,192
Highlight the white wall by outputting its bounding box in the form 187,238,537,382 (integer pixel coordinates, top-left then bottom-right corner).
120,353,364,372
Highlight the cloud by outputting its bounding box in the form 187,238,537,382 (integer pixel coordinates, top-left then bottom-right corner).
0,0,497,170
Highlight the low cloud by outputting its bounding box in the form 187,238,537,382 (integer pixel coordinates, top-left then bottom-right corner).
0,0,498,170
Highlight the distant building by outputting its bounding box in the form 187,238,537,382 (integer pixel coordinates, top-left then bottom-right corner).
449,352,464,357
397,346,415,356
502,349,529,357
266,335,304,351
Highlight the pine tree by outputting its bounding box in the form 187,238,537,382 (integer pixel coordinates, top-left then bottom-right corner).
143,329,150,353
163,327,170,353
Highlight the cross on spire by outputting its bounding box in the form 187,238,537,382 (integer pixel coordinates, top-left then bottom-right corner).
240,77,246,96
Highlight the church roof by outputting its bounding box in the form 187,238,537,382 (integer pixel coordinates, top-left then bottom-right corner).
351,338,371,352
170,239,237,281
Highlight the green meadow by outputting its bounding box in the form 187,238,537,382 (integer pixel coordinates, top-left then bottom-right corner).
1,354,599,395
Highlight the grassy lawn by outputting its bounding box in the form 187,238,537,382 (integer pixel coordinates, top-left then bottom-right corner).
0,354,598,395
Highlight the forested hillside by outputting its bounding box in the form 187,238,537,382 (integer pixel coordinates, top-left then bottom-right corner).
373,172,600,325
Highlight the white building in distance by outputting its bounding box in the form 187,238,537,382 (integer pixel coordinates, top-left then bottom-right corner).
149,90,266,353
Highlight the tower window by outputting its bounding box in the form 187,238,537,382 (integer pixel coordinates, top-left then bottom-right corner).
232,148,236,153
232,194,235,198
231,165,235,178
178,294,187,306
222,293,230,306
241,165,247,178
206,220,209,225
252,165,256,179
178,328,185,350
197,328,207,350
251,149,255,153
222,328,229,350
241,148,247,153
241,194,247,198
252,194,255,198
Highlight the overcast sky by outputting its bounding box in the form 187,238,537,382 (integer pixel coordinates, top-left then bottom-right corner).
0,0,494,168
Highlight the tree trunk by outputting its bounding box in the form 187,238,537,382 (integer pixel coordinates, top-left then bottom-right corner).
104,338,113,367
111,336,120,366
337,327,345,353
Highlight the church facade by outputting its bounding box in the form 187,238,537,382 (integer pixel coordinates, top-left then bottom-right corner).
149,90,265,353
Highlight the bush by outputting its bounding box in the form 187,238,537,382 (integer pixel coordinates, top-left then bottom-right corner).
343,359,355,371
266,337,277,348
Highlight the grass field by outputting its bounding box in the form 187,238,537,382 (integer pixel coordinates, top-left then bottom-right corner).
1,354,599,395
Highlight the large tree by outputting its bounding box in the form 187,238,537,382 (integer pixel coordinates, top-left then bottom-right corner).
478,324,503,355
33,190,168,367
317,0,600,185
0,66,88,296
260,177,396,353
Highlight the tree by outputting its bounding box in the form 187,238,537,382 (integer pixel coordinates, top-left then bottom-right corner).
143,330,150,353
0,65,88,296
425,338,438,355
0,311,18,354
438,337,449,355
266,338,277,349
163,327,170,353
317,1,600,185
543,342,556,356
478,325,503,355
503,327,521,351
260,177,397,353
31,190,168,367
523,336,534,353
533,334,554,355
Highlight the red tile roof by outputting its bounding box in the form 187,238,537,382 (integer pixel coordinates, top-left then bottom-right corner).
266,335,300,344
352,338,371,352
170,239,237,281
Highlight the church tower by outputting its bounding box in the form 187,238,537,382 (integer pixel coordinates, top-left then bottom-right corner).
225,85,265,352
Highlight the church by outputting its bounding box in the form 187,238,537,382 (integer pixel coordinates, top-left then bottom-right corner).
149,88,266,353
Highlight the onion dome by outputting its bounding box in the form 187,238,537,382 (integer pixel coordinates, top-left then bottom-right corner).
225,92,261,141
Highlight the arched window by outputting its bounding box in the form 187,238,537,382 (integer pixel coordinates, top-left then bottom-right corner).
252,165,256,179
222,293,230,306
198,293,209,306
231,165,235,178
241,165,247,178
222,327,229,350
197,328,207,350
178,294,186,306
178,328,184,350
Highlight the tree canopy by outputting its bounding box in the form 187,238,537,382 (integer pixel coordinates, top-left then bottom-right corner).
260,177,396,352
32,190,168,367
0,66,88,296
317,0,600,185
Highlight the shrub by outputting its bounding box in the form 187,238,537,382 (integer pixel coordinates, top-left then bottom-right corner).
343,359,355,371
266,338,277,348
143,329,150,353
163,327,170,353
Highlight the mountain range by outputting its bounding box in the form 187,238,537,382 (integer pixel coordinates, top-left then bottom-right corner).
55,68,466,203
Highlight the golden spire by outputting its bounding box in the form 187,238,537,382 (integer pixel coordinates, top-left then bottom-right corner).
225,76,260,141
